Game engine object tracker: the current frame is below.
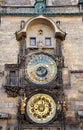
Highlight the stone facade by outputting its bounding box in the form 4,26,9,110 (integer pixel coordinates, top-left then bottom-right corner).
2,0,79,6
0,1,83,130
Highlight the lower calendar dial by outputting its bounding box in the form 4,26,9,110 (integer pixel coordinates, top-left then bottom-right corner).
26,93,56,124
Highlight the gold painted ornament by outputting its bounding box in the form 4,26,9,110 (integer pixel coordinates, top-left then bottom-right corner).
26,93,56,124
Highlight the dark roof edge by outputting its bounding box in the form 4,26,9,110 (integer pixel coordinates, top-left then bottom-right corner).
1,5,34,8
1,4,78,8
0,12,83,17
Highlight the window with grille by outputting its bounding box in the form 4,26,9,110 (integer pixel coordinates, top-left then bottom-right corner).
45,37,51,46
30,38,36,46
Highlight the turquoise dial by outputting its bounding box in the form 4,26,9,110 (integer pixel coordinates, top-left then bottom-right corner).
35,66,48,77
26,54,57,84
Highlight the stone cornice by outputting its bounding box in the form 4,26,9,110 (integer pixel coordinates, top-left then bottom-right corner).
0,5,83,16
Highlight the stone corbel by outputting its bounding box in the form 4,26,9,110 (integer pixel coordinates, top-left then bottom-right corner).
55,32,66,41
55,28,66,41
55,21,66,41
16,31,26,41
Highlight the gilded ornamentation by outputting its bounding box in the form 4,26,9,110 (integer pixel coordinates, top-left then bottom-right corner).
26,93,56,124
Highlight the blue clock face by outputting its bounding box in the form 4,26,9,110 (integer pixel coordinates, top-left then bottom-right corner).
35,66,48,77
26,54,57,84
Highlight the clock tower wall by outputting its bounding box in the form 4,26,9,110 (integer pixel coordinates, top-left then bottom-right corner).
0,14,83,130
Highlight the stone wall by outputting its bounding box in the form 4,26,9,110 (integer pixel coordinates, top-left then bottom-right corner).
3,0,78,6
0,15,83,129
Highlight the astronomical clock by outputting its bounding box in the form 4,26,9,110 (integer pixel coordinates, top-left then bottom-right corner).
25,53,57,85
4,14,66,129
16,47,64,126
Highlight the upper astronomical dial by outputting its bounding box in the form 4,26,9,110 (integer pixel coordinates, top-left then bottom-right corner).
26,54,57,84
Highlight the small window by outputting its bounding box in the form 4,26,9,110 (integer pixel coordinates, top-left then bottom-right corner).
30,38,36,46
45,38,51,46
9,71,16,77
